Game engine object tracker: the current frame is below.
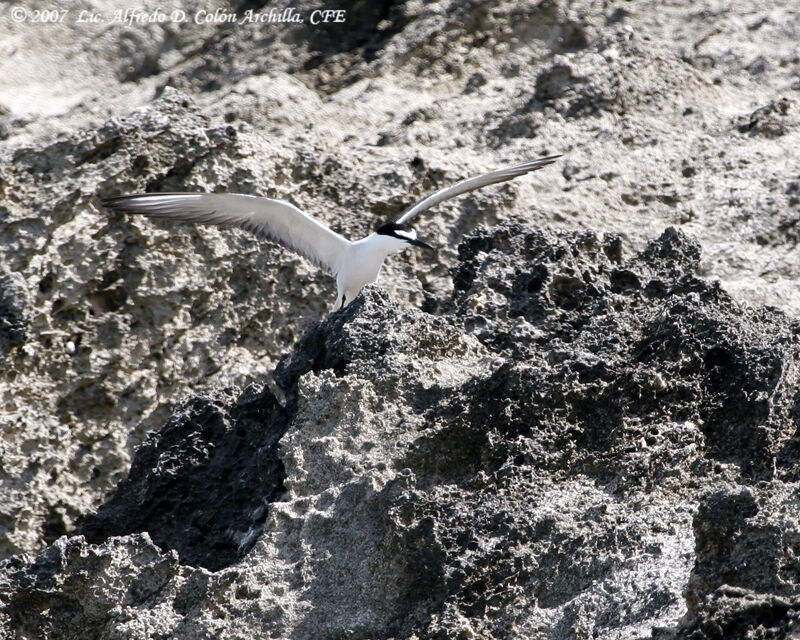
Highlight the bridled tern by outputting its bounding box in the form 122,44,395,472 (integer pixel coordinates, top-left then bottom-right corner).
102,155,560,309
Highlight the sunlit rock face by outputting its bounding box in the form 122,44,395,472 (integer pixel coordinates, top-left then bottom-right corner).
1,1,799,638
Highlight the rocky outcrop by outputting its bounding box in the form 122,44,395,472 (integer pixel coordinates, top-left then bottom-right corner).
1,0,799,637
2,224,798,639
80,384,289,572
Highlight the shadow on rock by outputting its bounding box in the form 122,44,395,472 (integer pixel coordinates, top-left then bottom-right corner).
80,384,289,571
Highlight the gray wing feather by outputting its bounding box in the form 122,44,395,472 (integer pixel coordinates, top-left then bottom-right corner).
102,193,350,274
394,155,561,225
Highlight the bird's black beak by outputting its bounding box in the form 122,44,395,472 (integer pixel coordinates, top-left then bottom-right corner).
408,238,436,251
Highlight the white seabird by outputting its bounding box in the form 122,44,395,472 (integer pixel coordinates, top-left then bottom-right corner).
102,155,560,309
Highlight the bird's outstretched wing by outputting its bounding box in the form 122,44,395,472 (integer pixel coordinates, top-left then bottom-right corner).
394,155,561,225
102,193,349,274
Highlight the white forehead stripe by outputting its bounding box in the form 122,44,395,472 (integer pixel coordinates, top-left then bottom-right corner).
394,228,417,240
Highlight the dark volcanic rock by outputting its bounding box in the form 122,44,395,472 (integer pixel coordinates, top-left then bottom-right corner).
0,535,183,640
0,272,30,355
80,384,289,571
676,587,800,640
3,222,798,639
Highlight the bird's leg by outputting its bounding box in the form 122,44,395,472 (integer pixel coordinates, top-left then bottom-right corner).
340,295,346,309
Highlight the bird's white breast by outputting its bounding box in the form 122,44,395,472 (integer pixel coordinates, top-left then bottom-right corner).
341,237,387,288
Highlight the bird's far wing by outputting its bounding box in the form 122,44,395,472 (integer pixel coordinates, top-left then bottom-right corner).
102,193,349,274
394,155,561,225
